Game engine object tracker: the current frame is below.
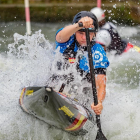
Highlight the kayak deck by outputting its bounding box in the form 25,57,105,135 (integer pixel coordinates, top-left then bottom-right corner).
19,86,97,136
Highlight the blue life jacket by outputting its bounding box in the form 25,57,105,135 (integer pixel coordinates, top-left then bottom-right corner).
56,28,109,73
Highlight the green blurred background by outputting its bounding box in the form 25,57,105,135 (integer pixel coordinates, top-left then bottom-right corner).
0,0,140,4
0,0,140,25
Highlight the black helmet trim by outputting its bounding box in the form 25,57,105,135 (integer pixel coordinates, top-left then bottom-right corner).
72,11,99,32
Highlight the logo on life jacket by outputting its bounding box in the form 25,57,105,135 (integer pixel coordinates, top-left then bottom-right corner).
94,51,103,62
69,58,76,63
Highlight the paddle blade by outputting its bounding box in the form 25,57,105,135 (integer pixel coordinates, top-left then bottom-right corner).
96,130,107,140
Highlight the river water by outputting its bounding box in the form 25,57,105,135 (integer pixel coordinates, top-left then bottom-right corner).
0,22,140,140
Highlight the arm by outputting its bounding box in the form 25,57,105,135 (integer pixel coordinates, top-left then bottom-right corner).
91,74,106,115
56,16,94,43
56,23,81,43
96,74,106,103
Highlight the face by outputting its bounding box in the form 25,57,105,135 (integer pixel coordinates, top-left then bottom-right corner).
75,31,95,46
99,19,106,27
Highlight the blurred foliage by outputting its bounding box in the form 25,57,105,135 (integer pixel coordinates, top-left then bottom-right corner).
0,0,140,4
0,0,140,25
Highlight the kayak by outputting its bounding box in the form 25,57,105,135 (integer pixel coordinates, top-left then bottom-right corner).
19,86,97,136
123,42,140,53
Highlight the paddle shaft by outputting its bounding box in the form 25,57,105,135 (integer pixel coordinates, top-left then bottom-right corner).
85,28,103,132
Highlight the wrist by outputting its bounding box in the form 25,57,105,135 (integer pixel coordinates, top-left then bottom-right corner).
98,100,103,103
73,23,82,30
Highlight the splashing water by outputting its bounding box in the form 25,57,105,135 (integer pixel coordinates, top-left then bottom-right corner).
0,30,96,140
103,51,140,140
0,26,140,140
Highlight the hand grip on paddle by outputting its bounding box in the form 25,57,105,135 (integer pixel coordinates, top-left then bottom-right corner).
78,22,83,27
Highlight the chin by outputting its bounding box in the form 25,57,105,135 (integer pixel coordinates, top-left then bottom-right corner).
81,43,87,46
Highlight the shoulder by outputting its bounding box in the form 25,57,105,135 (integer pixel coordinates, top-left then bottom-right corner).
101,22,117,30
56,28,75,44
101,22,110,29
96,29,111,38
109,22,117,29
56,28,64,36
92,43,107,59
92,43,109,67
92,43,105,52
55,28,75,53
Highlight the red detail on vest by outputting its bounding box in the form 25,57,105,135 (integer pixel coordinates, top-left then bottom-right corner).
123,43,134,53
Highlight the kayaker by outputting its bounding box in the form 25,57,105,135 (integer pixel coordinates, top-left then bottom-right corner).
91,7,134,55
55,11,109,115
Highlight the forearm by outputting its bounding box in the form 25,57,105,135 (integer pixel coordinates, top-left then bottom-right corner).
97,83,106,103
95,75,106,103
56,23,81,43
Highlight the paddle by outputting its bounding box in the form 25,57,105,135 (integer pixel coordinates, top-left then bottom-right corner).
85,28,107,140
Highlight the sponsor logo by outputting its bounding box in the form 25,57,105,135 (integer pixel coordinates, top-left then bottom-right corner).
59,106,74,118
25,90,33,96
94,51,103,63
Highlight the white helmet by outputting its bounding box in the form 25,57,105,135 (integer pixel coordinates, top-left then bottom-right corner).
90,7,105,22
95,30,111,47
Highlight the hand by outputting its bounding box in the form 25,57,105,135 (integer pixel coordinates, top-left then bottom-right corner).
78,16,94,29
91,101,103,115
